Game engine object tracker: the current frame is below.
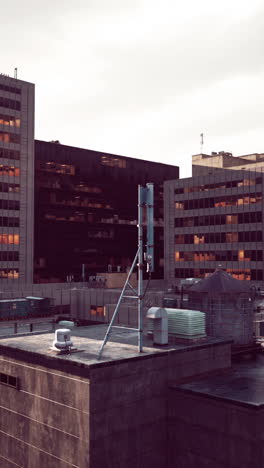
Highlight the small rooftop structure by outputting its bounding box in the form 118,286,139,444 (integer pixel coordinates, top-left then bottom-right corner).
189,269,251,294
187,269,254,345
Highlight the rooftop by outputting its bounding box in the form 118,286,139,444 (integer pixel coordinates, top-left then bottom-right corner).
0,324,229,375
173,354,264,408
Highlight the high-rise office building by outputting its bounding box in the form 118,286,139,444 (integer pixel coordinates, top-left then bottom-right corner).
164,152,264,285
0,74,34,284
34,140,179,282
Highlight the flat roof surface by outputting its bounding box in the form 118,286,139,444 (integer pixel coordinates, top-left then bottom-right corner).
0,324,229,370
173,354,264,408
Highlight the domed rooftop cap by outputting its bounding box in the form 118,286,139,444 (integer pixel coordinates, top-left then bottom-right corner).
189,268,251,294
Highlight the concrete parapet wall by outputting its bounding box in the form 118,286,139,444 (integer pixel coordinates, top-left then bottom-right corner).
167,342,231,382
169,390,260,468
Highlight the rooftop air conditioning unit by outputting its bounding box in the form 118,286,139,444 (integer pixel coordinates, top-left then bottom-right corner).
166,309,206,340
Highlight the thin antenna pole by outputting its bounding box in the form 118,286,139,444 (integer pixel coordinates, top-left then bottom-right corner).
14,68,17,79
138,186,144,352
200,132,204,153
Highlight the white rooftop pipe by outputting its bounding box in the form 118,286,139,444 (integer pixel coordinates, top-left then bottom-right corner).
147,307,168,345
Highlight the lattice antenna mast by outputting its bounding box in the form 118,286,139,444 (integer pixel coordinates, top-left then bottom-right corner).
98,183,154,359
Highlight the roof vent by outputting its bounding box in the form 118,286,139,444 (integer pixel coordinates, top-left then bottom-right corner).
52,328,73,351
147,307,168,345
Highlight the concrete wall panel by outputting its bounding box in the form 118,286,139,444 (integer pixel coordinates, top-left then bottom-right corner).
0,357,89,411
0,407,89,467
0,388,89,440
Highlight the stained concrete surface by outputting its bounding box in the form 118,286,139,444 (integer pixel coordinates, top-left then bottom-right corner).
0,324,231,369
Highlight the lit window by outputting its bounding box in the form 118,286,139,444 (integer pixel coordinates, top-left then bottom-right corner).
226,215,238,225
0,269,19,279
42,162,75,175
0,234,19,245
0,165,20,177
0,114,20,128
194,235,205,244
101,156,126,168
90,305,105,316
175,202,184,210
175,251,180,262
238,250,244,261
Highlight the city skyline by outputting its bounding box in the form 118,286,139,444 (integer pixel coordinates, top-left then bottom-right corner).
1,0,264,178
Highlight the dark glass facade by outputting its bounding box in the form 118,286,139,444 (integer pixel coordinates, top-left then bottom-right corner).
34,140,179,282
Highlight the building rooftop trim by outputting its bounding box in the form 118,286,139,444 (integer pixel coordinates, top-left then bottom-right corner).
166,166,264,185
0,73,34,87
35,139,179,170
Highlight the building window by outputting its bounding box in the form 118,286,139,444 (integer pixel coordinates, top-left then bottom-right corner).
0,183,20,193
90,305,106,317
238,250,244,261
0,114,20,128
226,215,238,225
174,250,261,263
0,148,20,160
226,232,238,243
180,193,262,211
0,269,19,279
176,178,262,195
175,251,181,262
0,96,20,111
175,212,262,228
40,162,75,175
0,132,20,144
0,83,21,95
0,251,19,261
194,235,205,244
175,234,185,245
226,269,251,281
101,156,126,168
0,217,19,227
0,234,19,245
175,202,184,210
74,183,102,194
175,188,184,194
0,199,20,210
175,267,254,281
251,270,263,281
0,373,19,389
0,165,20,176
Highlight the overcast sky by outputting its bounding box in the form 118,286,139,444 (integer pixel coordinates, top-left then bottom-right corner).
1,0,264,177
